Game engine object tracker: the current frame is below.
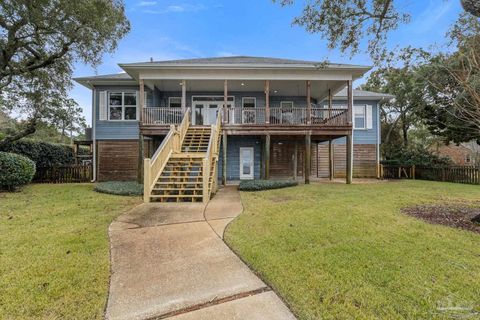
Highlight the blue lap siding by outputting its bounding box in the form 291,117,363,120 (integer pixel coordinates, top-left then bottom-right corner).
217,136,262,181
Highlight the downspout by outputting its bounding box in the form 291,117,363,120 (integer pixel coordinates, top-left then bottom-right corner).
90,83,96,182
376,100,382,178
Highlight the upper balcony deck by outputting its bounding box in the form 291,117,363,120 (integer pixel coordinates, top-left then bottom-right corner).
140,106,351,136
137,77,354,137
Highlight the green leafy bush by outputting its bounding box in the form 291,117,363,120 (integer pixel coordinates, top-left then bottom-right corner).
0,140,75,167
382,145,452,167
239,179,298,191
94,181,143,196
0,152,36,190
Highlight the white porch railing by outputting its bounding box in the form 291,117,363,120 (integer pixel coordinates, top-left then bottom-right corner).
143,107,183,125
142,106,348,126
224,107,349,126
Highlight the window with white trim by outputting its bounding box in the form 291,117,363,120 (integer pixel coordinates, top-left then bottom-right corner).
354,105,366,129
169,97,182,108
280,101,294,109
242,97,256,108
108,92,137,120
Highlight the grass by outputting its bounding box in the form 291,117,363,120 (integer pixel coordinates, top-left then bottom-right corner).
225,180,480,320
94,181,143,196
0,184,141,319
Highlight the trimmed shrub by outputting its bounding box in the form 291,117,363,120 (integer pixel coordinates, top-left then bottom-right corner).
0,152,36,190
94,181,143,196
0,140,75,167
381,145,452,167
239,179,298,191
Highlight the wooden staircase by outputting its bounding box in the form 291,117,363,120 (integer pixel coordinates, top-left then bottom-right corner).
144,109,222,203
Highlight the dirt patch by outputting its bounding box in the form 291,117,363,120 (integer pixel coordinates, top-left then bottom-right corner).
402,204,480,234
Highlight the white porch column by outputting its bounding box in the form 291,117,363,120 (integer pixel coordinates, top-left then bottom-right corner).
265,80,270,124
306,80,312,124
181,80,187,112
223,80,228,124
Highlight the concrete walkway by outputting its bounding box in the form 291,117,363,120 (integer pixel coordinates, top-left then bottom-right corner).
106,186,296,320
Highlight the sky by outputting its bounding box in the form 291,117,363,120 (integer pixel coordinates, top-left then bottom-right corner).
71,0,464,124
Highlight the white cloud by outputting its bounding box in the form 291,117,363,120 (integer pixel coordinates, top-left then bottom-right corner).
138,1,157,6
409,0,454,34
142,3,206,14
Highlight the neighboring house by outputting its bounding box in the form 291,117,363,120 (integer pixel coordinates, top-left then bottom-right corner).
75,56,393,202
433,143,479,165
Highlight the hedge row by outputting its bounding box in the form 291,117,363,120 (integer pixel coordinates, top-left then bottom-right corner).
0,140,75,167
0,152,36,190
238,179,298,191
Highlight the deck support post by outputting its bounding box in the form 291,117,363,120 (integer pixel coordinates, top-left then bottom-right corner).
137,79,145,184
305,133,311,184
346,79,353,184
346,134,353,184
265,134,271,180
329,140,334,180
224,80,228,124
222,131,227,185
293,140,298,180
265,80,270,124
181,80,187,113
137,134,144,183
306,80,312,124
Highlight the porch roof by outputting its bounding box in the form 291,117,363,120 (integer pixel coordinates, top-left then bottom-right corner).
74,56,372,99
119,56,369,69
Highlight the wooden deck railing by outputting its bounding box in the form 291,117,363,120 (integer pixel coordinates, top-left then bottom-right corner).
202,112,222,203
143,109,191,202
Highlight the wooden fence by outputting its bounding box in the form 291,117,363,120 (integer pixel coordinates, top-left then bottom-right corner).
381,165,480,185
33,164,93,183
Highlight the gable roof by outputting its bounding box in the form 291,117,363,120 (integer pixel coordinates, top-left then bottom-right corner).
334,88,394,100
119,56,369,69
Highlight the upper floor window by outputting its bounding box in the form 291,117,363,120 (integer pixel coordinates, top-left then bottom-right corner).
169,97,182,108
109,92,137,121
242,97,256,108
354,105,366,129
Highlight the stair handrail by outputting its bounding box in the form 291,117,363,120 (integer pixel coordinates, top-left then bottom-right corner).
143,109,191,202
202,112,222,203
177,108,191,148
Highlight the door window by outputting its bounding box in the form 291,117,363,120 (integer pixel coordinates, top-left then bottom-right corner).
240,147,254,180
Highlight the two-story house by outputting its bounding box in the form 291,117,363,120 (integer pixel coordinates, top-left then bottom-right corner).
75,56,393,203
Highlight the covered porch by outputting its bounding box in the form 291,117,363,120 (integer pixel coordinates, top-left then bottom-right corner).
138,79,353,131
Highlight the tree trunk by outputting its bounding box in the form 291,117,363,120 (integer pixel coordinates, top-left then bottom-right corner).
0,118,37,148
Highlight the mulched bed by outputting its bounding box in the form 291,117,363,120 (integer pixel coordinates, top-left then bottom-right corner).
401,204,480,234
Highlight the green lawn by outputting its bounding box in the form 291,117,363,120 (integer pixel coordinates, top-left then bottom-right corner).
225,180,480,320
0,184,140,319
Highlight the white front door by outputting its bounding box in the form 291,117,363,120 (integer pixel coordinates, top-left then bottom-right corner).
193,102,218,125
240,147,254,180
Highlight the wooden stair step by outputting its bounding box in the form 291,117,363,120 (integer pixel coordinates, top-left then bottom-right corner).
152,188,203,191
150,195,203,198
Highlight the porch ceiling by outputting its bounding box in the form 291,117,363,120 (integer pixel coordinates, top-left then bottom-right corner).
146,79,347,101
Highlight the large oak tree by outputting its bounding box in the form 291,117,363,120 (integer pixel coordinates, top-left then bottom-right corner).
0,0,130,146
275,0,480,62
